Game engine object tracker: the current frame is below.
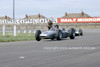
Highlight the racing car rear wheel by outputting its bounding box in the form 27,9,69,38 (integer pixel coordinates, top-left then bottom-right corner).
35,30,41,41
79,29,83,36
69,28,75,39
56,30,62,40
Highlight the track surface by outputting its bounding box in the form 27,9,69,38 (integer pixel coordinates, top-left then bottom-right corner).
0,29,100,67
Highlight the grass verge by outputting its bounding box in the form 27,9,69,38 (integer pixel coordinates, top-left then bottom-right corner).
0,33,35,42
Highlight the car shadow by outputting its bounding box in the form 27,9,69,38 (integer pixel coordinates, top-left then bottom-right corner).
42,37,79,42
42,38,70,42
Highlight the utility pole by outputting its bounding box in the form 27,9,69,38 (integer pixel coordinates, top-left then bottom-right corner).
13,0,15,19
13,0,16,36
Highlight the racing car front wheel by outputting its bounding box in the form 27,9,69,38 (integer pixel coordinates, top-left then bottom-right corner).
56,30,62,40
69,28,75,39
35,30,41,41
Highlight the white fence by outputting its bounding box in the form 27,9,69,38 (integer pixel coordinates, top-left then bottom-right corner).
1,25,17,36
0,25,36,36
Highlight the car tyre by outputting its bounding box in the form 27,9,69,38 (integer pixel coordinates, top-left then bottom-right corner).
35,30,41,41
69,28,75,39
56,30,62,40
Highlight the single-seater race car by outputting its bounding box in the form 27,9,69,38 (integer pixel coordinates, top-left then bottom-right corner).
75,29,83,36
35,28,76,41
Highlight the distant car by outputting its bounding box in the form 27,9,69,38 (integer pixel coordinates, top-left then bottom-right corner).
75,29,83,36
35,28,75,41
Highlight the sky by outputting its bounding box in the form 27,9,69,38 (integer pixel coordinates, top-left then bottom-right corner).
0,0,100,19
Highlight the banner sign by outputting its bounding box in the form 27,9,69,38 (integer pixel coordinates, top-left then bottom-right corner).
0,18,57,24
57,17,100,23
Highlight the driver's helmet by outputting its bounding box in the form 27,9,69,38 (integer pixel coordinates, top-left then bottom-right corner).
62,28,65,30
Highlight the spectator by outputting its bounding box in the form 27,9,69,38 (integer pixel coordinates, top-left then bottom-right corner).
47,20,53,30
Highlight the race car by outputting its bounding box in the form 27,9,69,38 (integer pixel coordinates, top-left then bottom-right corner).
75,29,83,36
35,28,75,41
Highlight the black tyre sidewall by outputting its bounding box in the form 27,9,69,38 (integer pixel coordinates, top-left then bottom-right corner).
69,28,75,39
56,30,62,40
35,30,41,41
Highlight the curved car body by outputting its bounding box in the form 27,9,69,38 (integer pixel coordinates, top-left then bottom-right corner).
40,29,69,39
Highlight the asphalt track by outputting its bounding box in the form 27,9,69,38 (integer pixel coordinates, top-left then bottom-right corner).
0,29,100,67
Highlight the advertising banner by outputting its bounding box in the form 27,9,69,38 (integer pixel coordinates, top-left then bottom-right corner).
57,17,100,23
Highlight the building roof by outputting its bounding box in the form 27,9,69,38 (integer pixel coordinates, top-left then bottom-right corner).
0,16,12,20
24,14,47,19
62,12,91,18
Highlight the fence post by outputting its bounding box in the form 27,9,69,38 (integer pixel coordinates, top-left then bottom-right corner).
29,30,32,33
3,25,5,36
14,25,16,36
18,30,20,33
24,30,26,33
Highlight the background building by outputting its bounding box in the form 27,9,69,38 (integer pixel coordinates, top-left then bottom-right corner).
24,14,47,19
0,16,12,20
62,11,91,18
